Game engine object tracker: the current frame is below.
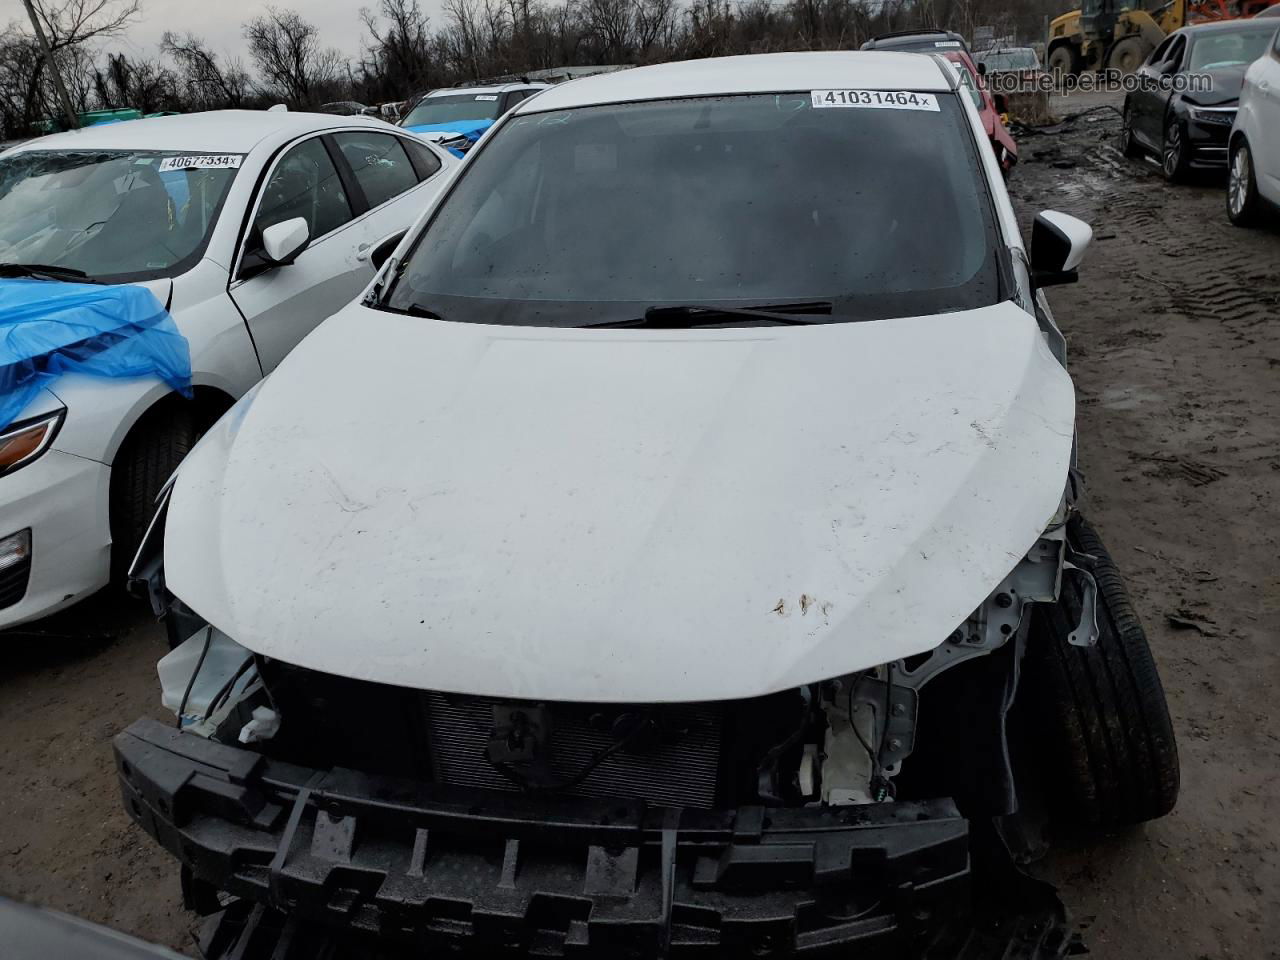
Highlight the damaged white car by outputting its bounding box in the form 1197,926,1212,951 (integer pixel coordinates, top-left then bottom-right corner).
118,52,1179,956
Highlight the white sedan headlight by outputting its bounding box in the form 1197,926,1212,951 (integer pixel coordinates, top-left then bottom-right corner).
0,409,65,476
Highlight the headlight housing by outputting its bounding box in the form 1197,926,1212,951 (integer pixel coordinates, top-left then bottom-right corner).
1189,106,1236,125
0,409,65,477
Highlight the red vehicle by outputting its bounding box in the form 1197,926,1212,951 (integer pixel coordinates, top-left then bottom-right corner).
861,30,1019,177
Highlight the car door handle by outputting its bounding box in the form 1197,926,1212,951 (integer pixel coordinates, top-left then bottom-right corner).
356,242,373,262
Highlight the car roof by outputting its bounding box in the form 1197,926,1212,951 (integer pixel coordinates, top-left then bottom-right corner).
861,30,968,50
1174,18,1280,35
516,52,952,114
7,110,396,155
426,83,550,98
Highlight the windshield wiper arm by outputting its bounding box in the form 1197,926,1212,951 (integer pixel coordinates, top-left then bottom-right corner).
0,262,95,283
583,301,834,329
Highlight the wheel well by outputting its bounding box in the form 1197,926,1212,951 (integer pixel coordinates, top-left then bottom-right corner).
1228,130,1247,152
111,386,235,469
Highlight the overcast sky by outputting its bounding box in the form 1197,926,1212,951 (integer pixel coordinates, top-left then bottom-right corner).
0,0,447,64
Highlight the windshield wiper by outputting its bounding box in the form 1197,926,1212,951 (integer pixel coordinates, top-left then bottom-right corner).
582,301,834,329
377,301,445,320
0,262,97,283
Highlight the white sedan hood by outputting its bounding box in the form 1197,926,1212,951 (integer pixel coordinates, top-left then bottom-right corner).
166,301,1075,702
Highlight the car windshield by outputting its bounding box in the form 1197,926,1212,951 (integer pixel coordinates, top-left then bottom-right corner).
383,92,1004,327
402,93,504,127
1189,26,1277,70
981,50,1040,70
0,150,240,282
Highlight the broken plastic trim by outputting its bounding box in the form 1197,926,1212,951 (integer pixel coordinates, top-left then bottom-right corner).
115,716,971,955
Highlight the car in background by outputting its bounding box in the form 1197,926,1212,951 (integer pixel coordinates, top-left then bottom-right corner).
943,51,1019,176
122,50,1177,956
399,82,549,153
862,31,1018,176
976,45,1043,77
1121,20,1280,181
0,111,455,630
859,28,971,54
1227,20,1280,223
320,101,371,116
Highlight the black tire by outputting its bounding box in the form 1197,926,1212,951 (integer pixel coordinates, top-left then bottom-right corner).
1024,514,1180,828
1161,119,1190,183
1227,137,1264,227
1047,43,1080,77
1119,100,1142,158
1107,36,1152,74
109,401,195,580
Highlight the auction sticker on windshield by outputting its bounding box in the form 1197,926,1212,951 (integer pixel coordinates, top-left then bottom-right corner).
810,90,940,111
157,154,245,172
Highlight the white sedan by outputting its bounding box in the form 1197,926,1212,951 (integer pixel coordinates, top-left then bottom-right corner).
0,110,455,628
1228,21,1280,224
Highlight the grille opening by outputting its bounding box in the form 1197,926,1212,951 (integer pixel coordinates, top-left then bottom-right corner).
257,661,807,811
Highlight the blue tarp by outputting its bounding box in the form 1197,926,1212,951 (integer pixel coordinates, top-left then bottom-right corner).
404,118,495,157
0,278,192,430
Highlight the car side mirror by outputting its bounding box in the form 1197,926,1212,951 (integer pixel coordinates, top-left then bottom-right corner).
977,61,988,76
260,217,310,266
1031,210,1093,287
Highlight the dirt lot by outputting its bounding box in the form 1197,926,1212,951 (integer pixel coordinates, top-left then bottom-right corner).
1,92,1278,958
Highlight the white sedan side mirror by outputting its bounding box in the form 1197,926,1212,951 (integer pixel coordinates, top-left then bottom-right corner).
260,217,310,266
1031,210,1093,287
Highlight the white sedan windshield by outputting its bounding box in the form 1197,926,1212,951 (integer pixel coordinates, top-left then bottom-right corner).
0,150,241,281
385,92,1004,326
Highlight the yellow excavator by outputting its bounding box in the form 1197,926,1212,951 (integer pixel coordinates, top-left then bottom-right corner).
1047,0,1273,74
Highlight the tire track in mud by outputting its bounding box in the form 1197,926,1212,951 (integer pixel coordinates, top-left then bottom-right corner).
1019,128,1280,341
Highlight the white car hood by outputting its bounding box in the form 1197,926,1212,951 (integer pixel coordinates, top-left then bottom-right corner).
165,301,1075,702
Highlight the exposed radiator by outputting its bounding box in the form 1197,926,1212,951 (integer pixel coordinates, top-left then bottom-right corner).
424,693,724,809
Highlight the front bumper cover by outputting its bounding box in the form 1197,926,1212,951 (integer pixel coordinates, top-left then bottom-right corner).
116,717,973,956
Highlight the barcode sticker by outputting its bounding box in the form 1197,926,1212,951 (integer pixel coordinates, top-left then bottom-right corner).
158,154,244,172
810,90,940,112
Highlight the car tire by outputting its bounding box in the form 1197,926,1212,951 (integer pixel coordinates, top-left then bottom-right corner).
1106,37,1151,74
1227,137,1264,227
1161,120,1190,183
1119,100,1142,158
1047,44,1080,77
1023,514,1180,828
109,401,195,581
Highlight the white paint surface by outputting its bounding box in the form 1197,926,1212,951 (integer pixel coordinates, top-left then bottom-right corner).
166,300,1076,702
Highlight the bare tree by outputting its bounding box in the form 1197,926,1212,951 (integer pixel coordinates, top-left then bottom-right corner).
243,7,344,107
582,0,633,60
361,0,433,95
633,0,676,57
440,0,485,79
162,31,251,109
94,51,179,112
9,0,140,128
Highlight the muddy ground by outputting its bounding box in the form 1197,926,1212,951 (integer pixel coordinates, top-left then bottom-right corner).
1,91,1278,958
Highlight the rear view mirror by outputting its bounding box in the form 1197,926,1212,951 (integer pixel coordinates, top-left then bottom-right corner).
1031,210,1093,287
260,217,310,266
